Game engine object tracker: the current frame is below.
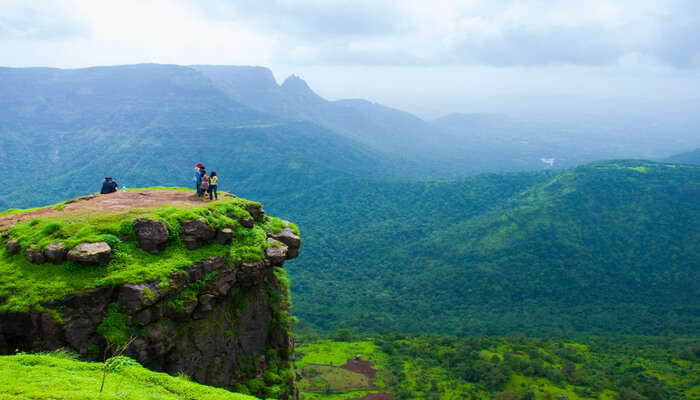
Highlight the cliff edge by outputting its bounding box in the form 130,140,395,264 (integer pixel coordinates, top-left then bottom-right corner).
0,189,301,399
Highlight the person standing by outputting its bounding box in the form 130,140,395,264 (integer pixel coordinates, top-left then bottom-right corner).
200,172,210,199
101,177,118,194
194,163,203,197
209,171,219,200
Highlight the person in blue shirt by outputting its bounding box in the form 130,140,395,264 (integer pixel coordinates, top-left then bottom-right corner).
100,177,118,194
194,162,204,197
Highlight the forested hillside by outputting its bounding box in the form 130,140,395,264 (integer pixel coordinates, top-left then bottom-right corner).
294,336,700,400
0,65,408,210
268,161,700,336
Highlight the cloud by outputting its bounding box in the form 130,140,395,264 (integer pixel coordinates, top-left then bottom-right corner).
197,0,408,38
0,0,698,70
191,0,700,68
0,0,89,40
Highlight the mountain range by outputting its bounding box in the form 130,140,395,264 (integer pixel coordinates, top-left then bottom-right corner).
0,64,698,337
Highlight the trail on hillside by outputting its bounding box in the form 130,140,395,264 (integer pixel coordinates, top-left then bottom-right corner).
0,190,225,229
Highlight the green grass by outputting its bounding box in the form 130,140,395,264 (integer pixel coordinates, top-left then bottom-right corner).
301,365,369,391
0,352,256,400
296,341,386,368
0,192,299,312
296,341,389,400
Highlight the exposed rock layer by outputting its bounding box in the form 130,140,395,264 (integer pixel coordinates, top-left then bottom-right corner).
0,255,297,399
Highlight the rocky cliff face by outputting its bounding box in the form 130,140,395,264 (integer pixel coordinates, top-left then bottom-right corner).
0,191,300,399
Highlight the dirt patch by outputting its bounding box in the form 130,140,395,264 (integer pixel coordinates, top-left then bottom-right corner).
339,359,379,380
347,394,393,400
0,190,230,229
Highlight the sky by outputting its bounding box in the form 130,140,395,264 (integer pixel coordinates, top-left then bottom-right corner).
1,0,700,120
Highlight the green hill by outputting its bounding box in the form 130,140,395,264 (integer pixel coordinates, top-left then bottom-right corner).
0,351,256,400
270,160,700,336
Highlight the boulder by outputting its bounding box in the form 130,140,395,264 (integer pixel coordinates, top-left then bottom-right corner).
67,242,112,266
245,203,265,222
133,218,169,254
119,282,162,313
26,245,45,264
239,217,255,228
5,239,21,255
237,260,267,287
180,218,216,250
268,228,301,249
43,242,68,264
286,248,299,260
265,238,288,266
216,227,235,245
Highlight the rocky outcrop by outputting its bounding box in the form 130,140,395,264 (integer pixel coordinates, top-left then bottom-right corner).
133,218,170,254
246,203,265,222
216,227,235,244
0,196,299,399
266,238,288,266
0,256,297,399
43,242,68,264
67,242,112,266
5,239,20,255
268,228,301,259
180,218,216,250
26,245,45,264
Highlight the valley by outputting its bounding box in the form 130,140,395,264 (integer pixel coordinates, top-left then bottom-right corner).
0,63,698,400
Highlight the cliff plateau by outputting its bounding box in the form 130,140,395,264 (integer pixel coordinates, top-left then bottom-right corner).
0,189,301,399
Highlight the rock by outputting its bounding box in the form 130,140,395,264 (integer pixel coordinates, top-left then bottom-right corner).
166,293,198,321
43,242,68,264
205,269,236,296
26,245,45,264
216,227,235,245
67,242,112,266
197,294,216,312
186,257,226,282
145,320,175,356
237,260,267,287
268,228,301,249
0,230,9,239
245,203,265,222
119,282,162,313
265,238,288,266
63,317,96,356
286,248,299,259
133,218,169,254
239,217,255,228
126,337,149,364
134,305,163,326
5,239,21,255
180,218,216,250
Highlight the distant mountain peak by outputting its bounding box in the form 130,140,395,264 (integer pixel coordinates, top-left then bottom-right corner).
281,74,315,96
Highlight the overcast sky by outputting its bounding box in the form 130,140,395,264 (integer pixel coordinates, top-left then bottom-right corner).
1,0,700,119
